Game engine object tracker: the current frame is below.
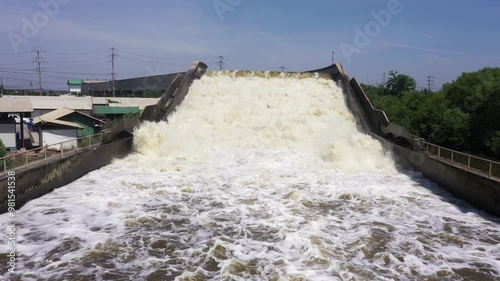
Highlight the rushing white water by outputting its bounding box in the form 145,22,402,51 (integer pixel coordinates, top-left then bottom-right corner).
1,72,500,281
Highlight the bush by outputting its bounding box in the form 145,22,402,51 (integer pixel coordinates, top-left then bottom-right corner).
0,139,7,158
0,139,9,170
491,131,500,158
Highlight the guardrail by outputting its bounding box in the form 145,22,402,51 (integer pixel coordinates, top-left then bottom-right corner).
414,138,500,180
0,130,110,174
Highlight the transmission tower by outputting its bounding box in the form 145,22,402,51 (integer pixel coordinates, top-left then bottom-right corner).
217,56,224,71
110,47,117,97
32,46,45,95
280,66,286,72
427,75,435,91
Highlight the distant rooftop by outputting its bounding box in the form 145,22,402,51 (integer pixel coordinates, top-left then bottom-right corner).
2,95,158,111
84,79,107,84
0,97,33,113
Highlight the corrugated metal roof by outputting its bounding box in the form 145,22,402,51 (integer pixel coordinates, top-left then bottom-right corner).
91,97,107,105
107,98,159,110
14,96,93,110
0,97,34,112
41,119,84,129
33,107,104,128
34,107,76,123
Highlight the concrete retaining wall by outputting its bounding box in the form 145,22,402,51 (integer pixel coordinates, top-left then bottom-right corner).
350,77,414,147
0,137,133,213
391,143,500,216
311,63,500,217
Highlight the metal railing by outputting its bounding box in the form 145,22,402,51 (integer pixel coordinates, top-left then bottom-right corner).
414,138,500,180
0,130,110,174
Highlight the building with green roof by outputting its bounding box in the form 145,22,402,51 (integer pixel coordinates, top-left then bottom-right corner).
67,80,83,96
93,106,140,123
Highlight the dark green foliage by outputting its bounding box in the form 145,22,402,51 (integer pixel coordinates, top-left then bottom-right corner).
0,139,8,171
363,67,500,159
491,131,500,157
0,139,7,158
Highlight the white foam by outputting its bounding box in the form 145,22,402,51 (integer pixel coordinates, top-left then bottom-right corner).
1,73,499,280
133,74,396,174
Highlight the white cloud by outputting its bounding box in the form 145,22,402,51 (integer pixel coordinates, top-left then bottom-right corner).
381,41,500,60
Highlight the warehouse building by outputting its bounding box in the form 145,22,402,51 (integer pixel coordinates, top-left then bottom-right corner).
81,73,179,97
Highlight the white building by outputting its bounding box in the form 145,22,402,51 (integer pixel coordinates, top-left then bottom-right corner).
68,80,83,95
0,97,33,150
33,108,104,150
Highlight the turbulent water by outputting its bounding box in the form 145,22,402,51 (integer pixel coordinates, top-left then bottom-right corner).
1,71,500,281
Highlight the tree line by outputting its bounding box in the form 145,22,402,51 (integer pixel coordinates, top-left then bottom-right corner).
362,68,500,159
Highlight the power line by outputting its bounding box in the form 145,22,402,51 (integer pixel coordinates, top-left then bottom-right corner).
44,70,109,75
0,67,36,72
7,56,108,66
217,56,224,71
118,55,193,67
0,51,32,55
0,68,108,76
46,61,109,69
45,50,108,55
117,55,152,64
116,49,195,61
43,56,109,64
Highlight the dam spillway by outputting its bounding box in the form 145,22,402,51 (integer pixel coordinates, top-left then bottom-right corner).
1,71,500,280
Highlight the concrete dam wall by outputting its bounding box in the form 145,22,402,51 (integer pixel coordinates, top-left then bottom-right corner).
1,60,497,219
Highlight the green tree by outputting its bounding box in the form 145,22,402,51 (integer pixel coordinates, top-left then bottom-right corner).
491,131,500,158
0,139,8,170
442,67,500,155
0,139,7,158
366,67,500,159
385,71,417,97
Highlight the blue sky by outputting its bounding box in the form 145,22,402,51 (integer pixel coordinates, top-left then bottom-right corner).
0,0,499,90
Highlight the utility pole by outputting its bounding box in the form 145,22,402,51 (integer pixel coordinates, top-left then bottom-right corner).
427,75,435,91
217,55,224,71
332,50,335,64
110,47,116,97
382,72,386,86
32,46,45,96
30,81,33,93
280,66,286,72
21,77,26,95
0,76,3,96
